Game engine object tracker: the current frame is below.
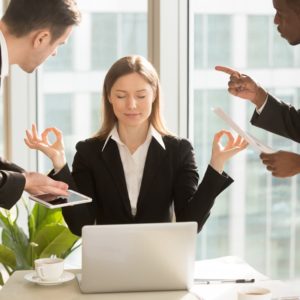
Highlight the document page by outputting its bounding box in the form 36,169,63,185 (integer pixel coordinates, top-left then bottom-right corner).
212,107,275,154
194,256,268,281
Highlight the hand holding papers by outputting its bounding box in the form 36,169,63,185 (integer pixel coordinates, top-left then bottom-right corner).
212,107,275,154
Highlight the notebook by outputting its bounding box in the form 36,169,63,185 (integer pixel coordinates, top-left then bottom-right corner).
77,222,197,293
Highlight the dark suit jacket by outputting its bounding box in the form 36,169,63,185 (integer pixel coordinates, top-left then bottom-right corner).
51,135,233,236
251,94,300,143
0,45,26,209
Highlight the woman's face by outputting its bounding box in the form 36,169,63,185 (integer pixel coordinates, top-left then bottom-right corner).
109,73,155,129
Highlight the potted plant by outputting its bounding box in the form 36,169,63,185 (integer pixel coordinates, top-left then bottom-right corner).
0,199,80,285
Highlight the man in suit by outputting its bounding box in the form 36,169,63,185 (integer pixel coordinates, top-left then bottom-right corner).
216,0,300,178
0,0,81,209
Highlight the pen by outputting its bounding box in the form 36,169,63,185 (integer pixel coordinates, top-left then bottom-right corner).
194,278,255,284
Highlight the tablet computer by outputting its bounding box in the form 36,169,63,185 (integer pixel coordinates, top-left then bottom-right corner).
212,106,275,154
29,189,92,209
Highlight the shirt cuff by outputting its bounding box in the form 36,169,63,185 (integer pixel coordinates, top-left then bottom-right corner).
255,94,269,114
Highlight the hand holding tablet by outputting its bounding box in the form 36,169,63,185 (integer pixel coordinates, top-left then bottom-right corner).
212,107,275,154
29,189,92,209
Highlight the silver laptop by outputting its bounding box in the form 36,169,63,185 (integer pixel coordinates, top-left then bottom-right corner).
77,222,197,293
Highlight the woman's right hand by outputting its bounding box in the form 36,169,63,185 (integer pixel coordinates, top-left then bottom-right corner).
24,124,66,171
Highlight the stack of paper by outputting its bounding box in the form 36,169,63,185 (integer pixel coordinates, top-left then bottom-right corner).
194,256,268,281
192,256,300,300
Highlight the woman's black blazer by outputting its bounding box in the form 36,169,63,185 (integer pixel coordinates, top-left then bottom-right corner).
51,135,233,236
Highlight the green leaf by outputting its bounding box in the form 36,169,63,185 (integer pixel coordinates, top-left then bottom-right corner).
0,210,12,231
0,271,4,286
1,224,31,269
32,224,79,259
0,244,16,269
29,204,64,240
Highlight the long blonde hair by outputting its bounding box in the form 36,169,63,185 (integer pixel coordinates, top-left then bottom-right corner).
95,55,171,140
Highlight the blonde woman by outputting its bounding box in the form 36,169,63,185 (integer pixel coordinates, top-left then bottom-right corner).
25,55,247,236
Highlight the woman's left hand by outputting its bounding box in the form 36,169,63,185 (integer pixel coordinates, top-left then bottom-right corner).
210,130,248,173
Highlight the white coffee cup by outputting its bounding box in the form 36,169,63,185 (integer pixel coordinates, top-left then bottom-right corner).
34,258,64,281
238,286,272,300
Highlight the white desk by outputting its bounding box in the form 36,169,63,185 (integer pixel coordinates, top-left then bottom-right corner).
1,257,300,300
0,270,200,300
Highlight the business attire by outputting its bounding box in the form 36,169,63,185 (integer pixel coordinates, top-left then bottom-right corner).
51,125,233,236
251,94,300,143
0,30,26,209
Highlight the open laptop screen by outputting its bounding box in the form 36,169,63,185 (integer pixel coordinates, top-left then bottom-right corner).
78,222,197,293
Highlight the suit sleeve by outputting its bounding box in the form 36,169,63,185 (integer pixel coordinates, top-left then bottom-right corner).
0,157,25,209
251,94,300,143
173,139,233,233
49,142,97,236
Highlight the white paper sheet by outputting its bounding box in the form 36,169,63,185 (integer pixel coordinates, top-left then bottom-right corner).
192,257,300,300
194,256,268,281
212,107,275,154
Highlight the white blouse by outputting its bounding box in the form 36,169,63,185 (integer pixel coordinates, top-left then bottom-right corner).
102,125,165,216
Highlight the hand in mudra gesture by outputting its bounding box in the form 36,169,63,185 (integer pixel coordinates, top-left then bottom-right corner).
24,124,66,170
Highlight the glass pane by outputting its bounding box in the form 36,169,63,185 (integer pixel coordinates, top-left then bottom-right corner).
248,16,270,68
248,16,294,68
91,13,118,70
91,12,147,71
0,93,3,155
44,36,74,72
194,15,232,69
273,29,294,68
191,0,300,280
194,15,204,69
207,15,231,68
0,3,3,155
38,0,148,171
121,13,147,57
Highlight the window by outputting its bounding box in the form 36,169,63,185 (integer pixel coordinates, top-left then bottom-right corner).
28,0,300,277
37,0,148,172
0,3,4,156
194,15,232,69
91,13,147,70
248,16,295,68
190,0,300,279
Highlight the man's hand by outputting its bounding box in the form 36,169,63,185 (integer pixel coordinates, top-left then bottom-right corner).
215,65,268,108
24,172,68,196
260,151,300,178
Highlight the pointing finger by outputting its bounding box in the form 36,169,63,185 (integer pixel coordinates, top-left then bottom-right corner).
215,65,241,78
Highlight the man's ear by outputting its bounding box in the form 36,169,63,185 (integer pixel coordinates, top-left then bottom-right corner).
33,30,51,49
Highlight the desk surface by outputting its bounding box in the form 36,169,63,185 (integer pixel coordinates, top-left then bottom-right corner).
0,270,201,300
2,260,300,300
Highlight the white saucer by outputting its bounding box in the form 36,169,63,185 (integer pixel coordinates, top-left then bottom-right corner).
24,271,75,286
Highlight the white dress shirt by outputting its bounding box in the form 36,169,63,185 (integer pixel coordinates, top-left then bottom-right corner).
102,125,166,216
0,29,9,87
255,94,269,115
